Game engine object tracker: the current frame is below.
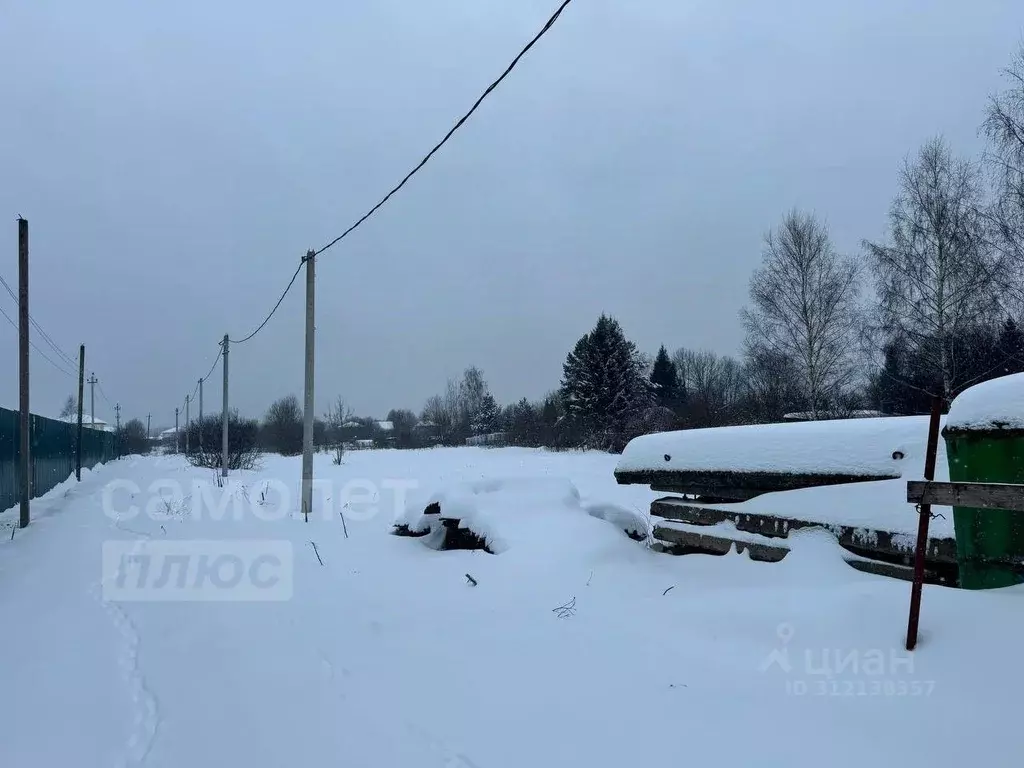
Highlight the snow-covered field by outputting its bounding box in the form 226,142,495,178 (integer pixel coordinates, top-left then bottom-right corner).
1,447,1022,767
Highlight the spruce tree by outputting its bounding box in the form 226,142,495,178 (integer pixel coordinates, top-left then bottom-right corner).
650,345,681,410
475,393,501,434
560,314,652,449
997,317,1024,376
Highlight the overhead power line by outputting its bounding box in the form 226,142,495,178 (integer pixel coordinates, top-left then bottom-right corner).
0,302,76,378
0,273,78,368
97,380,114,408
200,346,222,384
228,260,304,345
313,0,575,257
173,0,574,405
219,0,574,351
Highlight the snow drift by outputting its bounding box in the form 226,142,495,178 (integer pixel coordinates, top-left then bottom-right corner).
395,476,648,552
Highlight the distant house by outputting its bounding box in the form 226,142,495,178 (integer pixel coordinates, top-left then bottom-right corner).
414,420,442,445
59,415,113,432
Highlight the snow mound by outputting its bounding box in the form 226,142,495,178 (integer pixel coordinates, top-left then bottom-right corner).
617,416,937,477
946,372,1024,432
396,476,642,553
582,501,651,540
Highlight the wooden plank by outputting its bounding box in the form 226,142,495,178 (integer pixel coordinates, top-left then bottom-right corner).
907,481,1024,512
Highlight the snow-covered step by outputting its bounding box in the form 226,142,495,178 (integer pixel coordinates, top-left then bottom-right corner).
652,521,943,584
651,497,957,564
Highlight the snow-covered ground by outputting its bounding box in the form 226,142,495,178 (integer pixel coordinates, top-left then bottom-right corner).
1,447,1022,767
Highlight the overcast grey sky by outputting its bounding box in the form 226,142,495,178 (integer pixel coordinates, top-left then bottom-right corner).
2,0,1022,427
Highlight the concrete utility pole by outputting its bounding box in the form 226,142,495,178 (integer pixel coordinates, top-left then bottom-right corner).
301,250,316,523
114,403,122,458
184,394,190,454
221,334,229,477
174,407,179,454
76,345,85,481
146,413,151,440
87,373,97,428
18,217,30,528
198,377,204,454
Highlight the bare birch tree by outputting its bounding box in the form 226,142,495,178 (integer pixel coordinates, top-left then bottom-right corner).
741,210,861,419
983,44,1024,309
864,138,999,401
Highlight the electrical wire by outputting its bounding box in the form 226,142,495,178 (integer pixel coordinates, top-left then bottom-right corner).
220,0,574,351
0,301,76,378
228,260,304,344
200,346,222,383
0,273,79,368
97,380,114,408
313,0,575,257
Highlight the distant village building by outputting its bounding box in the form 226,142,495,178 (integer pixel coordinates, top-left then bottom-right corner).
59,415,113,432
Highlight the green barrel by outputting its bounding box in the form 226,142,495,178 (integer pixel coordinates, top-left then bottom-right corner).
944,428,1024,589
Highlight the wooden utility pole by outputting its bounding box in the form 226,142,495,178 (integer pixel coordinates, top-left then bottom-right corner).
301,250,316,522
18,217,30,528
174,407,179,454
184,394,190,454
221,334,229,477
115,403,121,431
146,413,151,440
76,345,85,480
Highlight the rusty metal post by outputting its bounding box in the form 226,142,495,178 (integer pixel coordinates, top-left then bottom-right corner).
906,395,944,651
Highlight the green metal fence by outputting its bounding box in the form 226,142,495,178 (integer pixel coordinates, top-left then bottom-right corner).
0,407,116,513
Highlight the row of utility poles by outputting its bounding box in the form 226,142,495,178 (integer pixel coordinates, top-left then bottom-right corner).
16,218,112,529
15,220,317,529
173,250,314,521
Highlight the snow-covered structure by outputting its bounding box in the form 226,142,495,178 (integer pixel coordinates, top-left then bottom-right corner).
946,372,1024,432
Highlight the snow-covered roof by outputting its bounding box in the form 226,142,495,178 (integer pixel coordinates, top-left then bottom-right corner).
60,415,108,426
376,420,394,432
58,415,112,431
947,373,1024,432
158,427,180,438
617,416,937,478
